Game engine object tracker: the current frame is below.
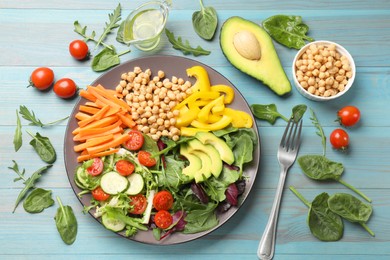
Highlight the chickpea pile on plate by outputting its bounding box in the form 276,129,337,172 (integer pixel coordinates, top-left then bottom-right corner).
295,43,353,97
116,67,193,141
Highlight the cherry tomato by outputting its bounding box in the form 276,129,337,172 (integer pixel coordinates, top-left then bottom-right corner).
53,78,77,99
330,128,350,150
153,190,174,211
29,67,54,90
69,40,89,60
129,194,148,215
154,210,173,229
91,187,110,201
337,106,361,127
123,130,144,151
115,159,135,176
87,157,104,176
138,150,156,167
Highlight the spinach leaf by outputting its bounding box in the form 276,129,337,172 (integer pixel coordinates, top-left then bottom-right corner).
183,202,218,234
14,109,22,152
298,155,372,202
262,15,314,49
165,29,211,56
292,104,307,123
251,104,288,124
54,197,78,245
92,46,119,72
290,187,344,241
328,193,375,236
19,105,69,127
9,162,52,213
26,130,56,164
192,0,218,40
158,156,190,191
309,108,326,156
23,188,54,213
232,133,253,176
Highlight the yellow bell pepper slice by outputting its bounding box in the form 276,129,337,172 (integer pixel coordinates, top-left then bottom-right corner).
187,66,211,92
180,127,210,136
197,95,225,123
222,108,253,128
176,105,200,128
174,91,220,110
210,84,235,104
191,115,232,131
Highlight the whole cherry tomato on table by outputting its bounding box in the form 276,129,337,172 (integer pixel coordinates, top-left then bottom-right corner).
92,187,110,201
330,128,350,150
69,40,89,60
154,210,173,229
337,106,361,127
153,190,174,211
53,78,77,98
129,194,148,215
28,67,54,90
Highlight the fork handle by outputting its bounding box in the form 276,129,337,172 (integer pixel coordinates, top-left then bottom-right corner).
257,166,288,260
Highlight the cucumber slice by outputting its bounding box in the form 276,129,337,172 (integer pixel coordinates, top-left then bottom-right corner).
125,173,144,195
102,213,125,232
100,171,129,195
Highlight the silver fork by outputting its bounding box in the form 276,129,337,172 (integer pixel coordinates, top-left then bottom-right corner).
257,118,303,260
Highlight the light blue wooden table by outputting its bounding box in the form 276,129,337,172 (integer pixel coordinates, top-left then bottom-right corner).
1,0,389,259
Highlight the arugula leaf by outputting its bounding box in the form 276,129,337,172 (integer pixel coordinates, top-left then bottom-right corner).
251,104,288,124
192,0,218,40
95,3,122,50
262,15,314,49
9,162,52,213
165,29,211,56
14,110,22,152
19,105,69,127
73,21,96,43
9,160,26,182
309,108,326,156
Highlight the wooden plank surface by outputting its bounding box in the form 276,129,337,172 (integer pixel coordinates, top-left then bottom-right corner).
1,0,389,259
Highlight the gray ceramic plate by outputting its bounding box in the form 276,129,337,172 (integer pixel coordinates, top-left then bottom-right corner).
64,55,260,245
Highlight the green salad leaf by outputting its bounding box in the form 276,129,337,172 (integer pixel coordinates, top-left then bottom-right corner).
165,29,211,56
23,188,54,213
192,0,218,40
14,109,22,152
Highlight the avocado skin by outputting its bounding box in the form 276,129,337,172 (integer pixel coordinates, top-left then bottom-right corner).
220,16,291,96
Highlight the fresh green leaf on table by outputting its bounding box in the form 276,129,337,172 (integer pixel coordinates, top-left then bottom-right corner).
73,21,96,43
26,130,57,164
55,197,78,245
192,0,218,40
291,104,307,122
91,46,131,72
250,104,288,124
9,162,52,213
309,108,326,156
9,160,26,182
289,187,344,241
262,15,314,49
95,3,122,50
23,188,54,213
19,105,69,127
165,29,211,56
14,109,22,152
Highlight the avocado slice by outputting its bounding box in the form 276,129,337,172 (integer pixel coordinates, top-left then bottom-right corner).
180,144,202,179
195,132,234,165
220,16,291,96
187,139,223,178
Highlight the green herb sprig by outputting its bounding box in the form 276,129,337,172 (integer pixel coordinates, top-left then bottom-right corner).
14,110,22,151
19,105,68,127
165,29,211,56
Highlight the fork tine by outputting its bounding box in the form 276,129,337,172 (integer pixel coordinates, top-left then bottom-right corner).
280,119,292,148
293,120,303,151
280,119,303,152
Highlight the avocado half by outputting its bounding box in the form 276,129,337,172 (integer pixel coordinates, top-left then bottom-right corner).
220,16,291,96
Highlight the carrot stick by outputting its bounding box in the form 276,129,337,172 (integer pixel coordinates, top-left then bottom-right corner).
73,134,114,152
86,134,130,155
89,85,131,112
78,119,123,137
77,148,120,162
72,115,119,135
85,101,100,108
117,113,136,128
79,89,97,102
79,105,100,115
87,87,122,110
73,126,123,142
78,105,110,127
75,112,92,121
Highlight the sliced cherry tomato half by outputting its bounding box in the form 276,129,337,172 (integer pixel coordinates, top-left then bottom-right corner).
69,40,89,60
154,210,173,229
115,159,135,176
153,190,174,211
29,67,54,90
129,194,147,215
53,78,77,99
337,106,361,127
87,157,104,176
138,150,156,167
330,128,350,150
123,130,144,151
91,187,110,201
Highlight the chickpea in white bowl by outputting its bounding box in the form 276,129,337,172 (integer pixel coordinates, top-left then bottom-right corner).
292,40,356,101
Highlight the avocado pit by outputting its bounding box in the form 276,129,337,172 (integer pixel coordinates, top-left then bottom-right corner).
233,30,261,60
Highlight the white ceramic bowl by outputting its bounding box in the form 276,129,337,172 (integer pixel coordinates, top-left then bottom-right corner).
292,40,356,101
